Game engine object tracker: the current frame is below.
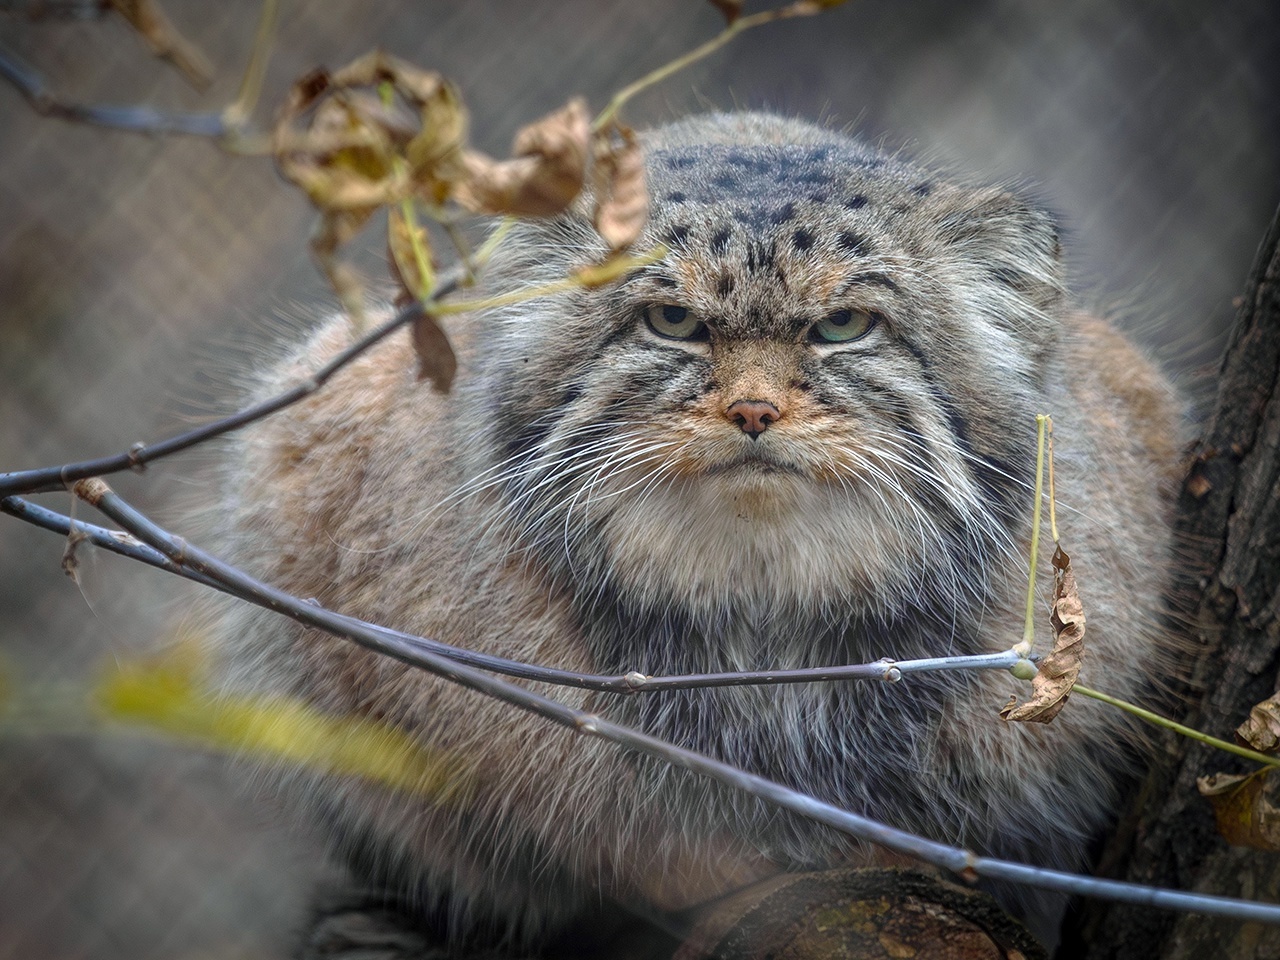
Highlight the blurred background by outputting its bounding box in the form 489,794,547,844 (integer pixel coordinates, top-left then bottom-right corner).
1,1,1277,957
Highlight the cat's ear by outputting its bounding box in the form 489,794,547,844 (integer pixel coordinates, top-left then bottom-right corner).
933,189,1065,315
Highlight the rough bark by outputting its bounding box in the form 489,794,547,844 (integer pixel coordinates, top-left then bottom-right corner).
1079,204,1280,959
676,869,1044,960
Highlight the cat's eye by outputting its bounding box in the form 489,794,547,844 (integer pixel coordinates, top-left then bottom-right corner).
645,304,707,341
811,309,876,344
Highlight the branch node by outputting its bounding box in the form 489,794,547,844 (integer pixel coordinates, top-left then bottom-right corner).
876,657,901,682
623,671,649,689
1010,658,1038,681
127,441,148,471
71,476,110,505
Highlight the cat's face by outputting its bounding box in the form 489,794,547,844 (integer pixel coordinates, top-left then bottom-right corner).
475,120,1063,617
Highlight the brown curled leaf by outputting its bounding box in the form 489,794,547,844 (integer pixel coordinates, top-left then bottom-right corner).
107,0,214,89
411,308,457,394
61,525,89,584
1236,692,1280,755
454,98,590,217
275,70,401,213
591,123,648,251
706,0,744,25
272,52,470,322
405,79,468,205
274,53,464,214
311,209,375,327
1198,770,1280,851
387,205,435,302
1002,546,1085,723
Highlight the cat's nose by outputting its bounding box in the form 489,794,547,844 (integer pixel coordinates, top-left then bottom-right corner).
726,399,780,439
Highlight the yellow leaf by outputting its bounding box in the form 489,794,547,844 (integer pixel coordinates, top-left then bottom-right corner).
405,78,469,205
95,646,474,804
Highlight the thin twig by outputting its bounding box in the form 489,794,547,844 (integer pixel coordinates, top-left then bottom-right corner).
220,0,277,132
591,2,829,133
0,494,1024,693
58,477,1280,926
431,247,666,316
0,286,456,498
0,43,226,135
1015,413,1049,656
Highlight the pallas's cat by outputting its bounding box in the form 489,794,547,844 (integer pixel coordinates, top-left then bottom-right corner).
212,113,1182,955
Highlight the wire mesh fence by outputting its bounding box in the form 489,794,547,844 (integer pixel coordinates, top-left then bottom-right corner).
1,1,1277,957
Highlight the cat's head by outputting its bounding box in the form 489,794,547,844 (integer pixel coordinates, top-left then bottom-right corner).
469,114,1065,618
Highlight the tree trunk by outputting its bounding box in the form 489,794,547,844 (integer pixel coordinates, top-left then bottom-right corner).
1078,204,1280,959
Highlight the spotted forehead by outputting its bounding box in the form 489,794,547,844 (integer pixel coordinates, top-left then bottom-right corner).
646,143,927,231
633,144,919,330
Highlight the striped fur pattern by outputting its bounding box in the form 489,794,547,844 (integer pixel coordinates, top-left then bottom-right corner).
210,114,1183,954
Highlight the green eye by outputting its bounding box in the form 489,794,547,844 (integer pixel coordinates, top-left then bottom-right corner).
811,309,875,344
645,304,707,341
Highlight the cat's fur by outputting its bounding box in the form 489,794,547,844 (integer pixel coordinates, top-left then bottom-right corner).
211,113,1183,954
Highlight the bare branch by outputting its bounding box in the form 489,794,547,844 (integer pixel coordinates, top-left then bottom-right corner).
52,477,1280,927
0,288,457,498
0,493,1025,693
0,43,225,135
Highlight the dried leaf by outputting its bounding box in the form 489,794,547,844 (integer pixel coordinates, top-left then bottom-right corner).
275,71,401,213
107,0,213,89
61,525,89,584
1198,770,1280,850
274,53,463,214
707,0,744,24
405,79,468,204
411,309,457,393
1002,546,1085,723
1237,692,1280,755
591,123,649,251
311,210,374,326
387,205,435,302
273,52,471,323
455,98,590,217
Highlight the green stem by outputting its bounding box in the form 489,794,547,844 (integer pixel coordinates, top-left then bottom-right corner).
1018,414,1049,653
399,195,436,300
1074,684,1280,771
221,0,278,132
432,246,666,316
592,4,816,133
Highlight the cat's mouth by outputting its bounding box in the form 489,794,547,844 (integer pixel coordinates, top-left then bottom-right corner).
702,448,806,478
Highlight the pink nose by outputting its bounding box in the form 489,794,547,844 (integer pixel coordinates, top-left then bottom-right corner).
726,399,780,439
